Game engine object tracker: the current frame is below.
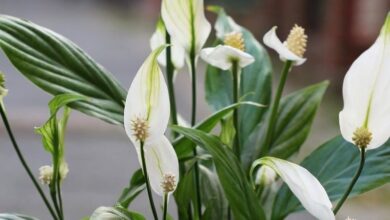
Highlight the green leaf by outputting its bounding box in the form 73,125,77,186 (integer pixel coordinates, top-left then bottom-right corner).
0,214,39,220
271,136,390,219
172,126,266,220
115,206,146,220
199,165,228,220
173,101,262,160
48,93,87,114
0,15,126,124
117,169,145,208
242,81,328,169
205,9,272,150
174,166,196,220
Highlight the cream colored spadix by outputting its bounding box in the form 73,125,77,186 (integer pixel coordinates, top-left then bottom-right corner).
161,0,211,56
339,13,390,149
257,157,334,220
124,46,179,195
150,18,185,69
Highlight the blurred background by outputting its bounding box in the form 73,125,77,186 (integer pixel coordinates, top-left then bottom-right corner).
0,0,389,219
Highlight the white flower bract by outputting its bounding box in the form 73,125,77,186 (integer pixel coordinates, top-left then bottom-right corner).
124,46,179,196
339,13,390,149
259,157,335,220
263,26,306,66
201,45,254,70
161,0,211,55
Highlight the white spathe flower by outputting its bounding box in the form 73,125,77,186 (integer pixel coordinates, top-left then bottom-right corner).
201,45,254,71
161,0,211,56
259,157,334,220
263,25,307,66
124,46,170,143
201,32,254,70
339,13,390,150
90,206,130,220
150,19,185,69
124,46,179,195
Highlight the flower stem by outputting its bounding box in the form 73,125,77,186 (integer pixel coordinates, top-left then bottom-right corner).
0,103,58,220
190,50,202,219
333,148,366,214
57,177,64,219
232,60,240,159
163,193,168,220
50,148,63,220
140,141,159,220
165,31,179,138
261,60,292,156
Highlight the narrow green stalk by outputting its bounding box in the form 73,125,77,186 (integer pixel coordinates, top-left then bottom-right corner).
140,141,159,220
50,149,63,220
261,61,293,156
190,51,202,219
50,188,62,220
165,31,179,138
232,60,240,159
0,103,58,220
333,148,366,214
57,178,64,219
163,193,168,220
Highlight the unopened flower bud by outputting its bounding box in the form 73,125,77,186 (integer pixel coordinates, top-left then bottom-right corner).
255,166,277,186
0,72,8,99
39,165,53,185
224,32,245,51
161,173,177,193
131,117,149,142
352,127,372,149
285,24,307,57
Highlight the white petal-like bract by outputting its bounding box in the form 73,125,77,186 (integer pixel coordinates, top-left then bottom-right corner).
90,206,130,220
339,13,390,149
143,135,179,196
150,19,185,69
200,45,255,70
259,157,334,220
161,0,211,55
124,46,170,145
263,26,306,66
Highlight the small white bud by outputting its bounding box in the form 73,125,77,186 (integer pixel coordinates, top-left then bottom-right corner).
255,166,277,186
39,165,53,185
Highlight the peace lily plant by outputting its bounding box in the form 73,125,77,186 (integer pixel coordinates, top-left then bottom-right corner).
0,3,389,220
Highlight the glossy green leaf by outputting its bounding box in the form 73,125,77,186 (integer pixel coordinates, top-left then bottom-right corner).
174,165,196,220
172,126,266,220
48,93,87,114
117,169,145,208
271,136,390,219
242,81,328,169
199,165,228,220
0,214,39,220
173,101,262,160
0,15,126,124
205,8,272,150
